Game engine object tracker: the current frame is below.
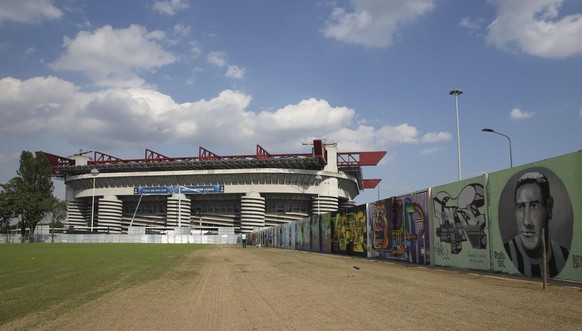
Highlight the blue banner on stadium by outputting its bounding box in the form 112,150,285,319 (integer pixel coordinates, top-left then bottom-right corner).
134,185,224,195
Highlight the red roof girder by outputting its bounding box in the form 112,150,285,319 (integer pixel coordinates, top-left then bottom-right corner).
41,152,74,167
337,151,386,166
61,140,386,167
256,144,271,159
93,151,123,164
363,178,382,189
199,147,221,160
145,149,170,162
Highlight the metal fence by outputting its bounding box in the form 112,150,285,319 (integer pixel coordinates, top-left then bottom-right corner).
0,227,241,245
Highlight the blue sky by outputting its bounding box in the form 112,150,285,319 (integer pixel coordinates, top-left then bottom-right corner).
1,0,581,204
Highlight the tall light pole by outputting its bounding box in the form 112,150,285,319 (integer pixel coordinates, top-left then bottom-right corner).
482,128,513,168
90,168,99,232
449,89,464,180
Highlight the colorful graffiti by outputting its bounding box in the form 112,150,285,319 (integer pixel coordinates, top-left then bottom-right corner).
330,205,367,257
368,192,429,264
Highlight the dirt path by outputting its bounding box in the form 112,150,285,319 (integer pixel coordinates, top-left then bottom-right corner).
5,245,582,330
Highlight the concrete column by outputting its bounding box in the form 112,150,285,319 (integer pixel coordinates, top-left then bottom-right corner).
312,195,339,215
65,199,87,230
97,195,123,233
167,194,191,228
240,192,265,233
338,200,357,210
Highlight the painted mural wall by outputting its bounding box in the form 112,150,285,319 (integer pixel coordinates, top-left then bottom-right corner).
251,150,581,283
311,215,321,253
367,191,430,264
321,213,332,254
296,218,310,251
329,205,368,257
488,152,581,281
431,176,490,270
281,223,289,249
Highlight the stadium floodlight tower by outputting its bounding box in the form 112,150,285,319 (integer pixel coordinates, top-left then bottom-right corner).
449,89,464,181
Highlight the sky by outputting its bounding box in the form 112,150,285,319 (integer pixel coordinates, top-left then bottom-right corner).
0,0,581,204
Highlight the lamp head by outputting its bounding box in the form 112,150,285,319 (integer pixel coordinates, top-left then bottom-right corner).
449,89,464,96
482,128,494,133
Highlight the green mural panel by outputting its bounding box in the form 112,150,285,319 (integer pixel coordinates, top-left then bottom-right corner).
282,223,290,249
311,215,321,252
321,214,332,253
431,175,490,270
296,218,310,251
489,151,582,281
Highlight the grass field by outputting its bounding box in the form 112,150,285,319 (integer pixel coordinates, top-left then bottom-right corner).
0,244,205,325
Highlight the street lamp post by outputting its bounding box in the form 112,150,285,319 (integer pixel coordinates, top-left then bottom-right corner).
449,89,464,181
90,168,99,232
482,128,513,168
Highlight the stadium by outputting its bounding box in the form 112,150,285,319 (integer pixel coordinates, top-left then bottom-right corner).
43,139,386,234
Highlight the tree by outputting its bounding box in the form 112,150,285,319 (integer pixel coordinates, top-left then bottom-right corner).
0,186,16,242
50,199,67,242
7,151,55,242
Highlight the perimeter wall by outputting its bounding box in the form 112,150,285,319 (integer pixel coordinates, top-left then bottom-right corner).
252,150,582,283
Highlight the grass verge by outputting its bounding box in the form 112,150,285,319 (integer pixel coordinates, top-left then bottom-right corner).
0,243,206,325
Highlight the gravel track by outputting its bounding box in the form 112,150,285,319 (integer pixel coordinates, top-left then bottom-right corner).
4,245,582,330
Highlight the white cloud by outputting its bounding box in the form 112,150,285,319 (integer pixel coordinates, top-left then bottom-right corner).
460,17,479,30
0,0,62,25
0,76,82,135
419,146,442,155
24,47,36,56
173,24,191,38
421,131,452,143
50,25,177,88
226,65,245,79
152,0,189,16
510,107,534,120
0,76,446,159
185,66,203,85
376,123,419,144
258,99,353,131
486,0,582,58
207,52,246,78
147,29,166,41
191,44,202,58
322,0,436,48
459,17,484,36
207,51,226,67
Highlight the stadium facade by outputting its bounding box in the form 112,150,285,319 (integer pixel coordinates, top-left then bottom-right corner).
44,140,385,234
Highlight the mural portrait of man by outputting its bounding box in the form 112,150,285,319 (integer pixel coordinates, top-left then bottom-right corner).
499,168,572,278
